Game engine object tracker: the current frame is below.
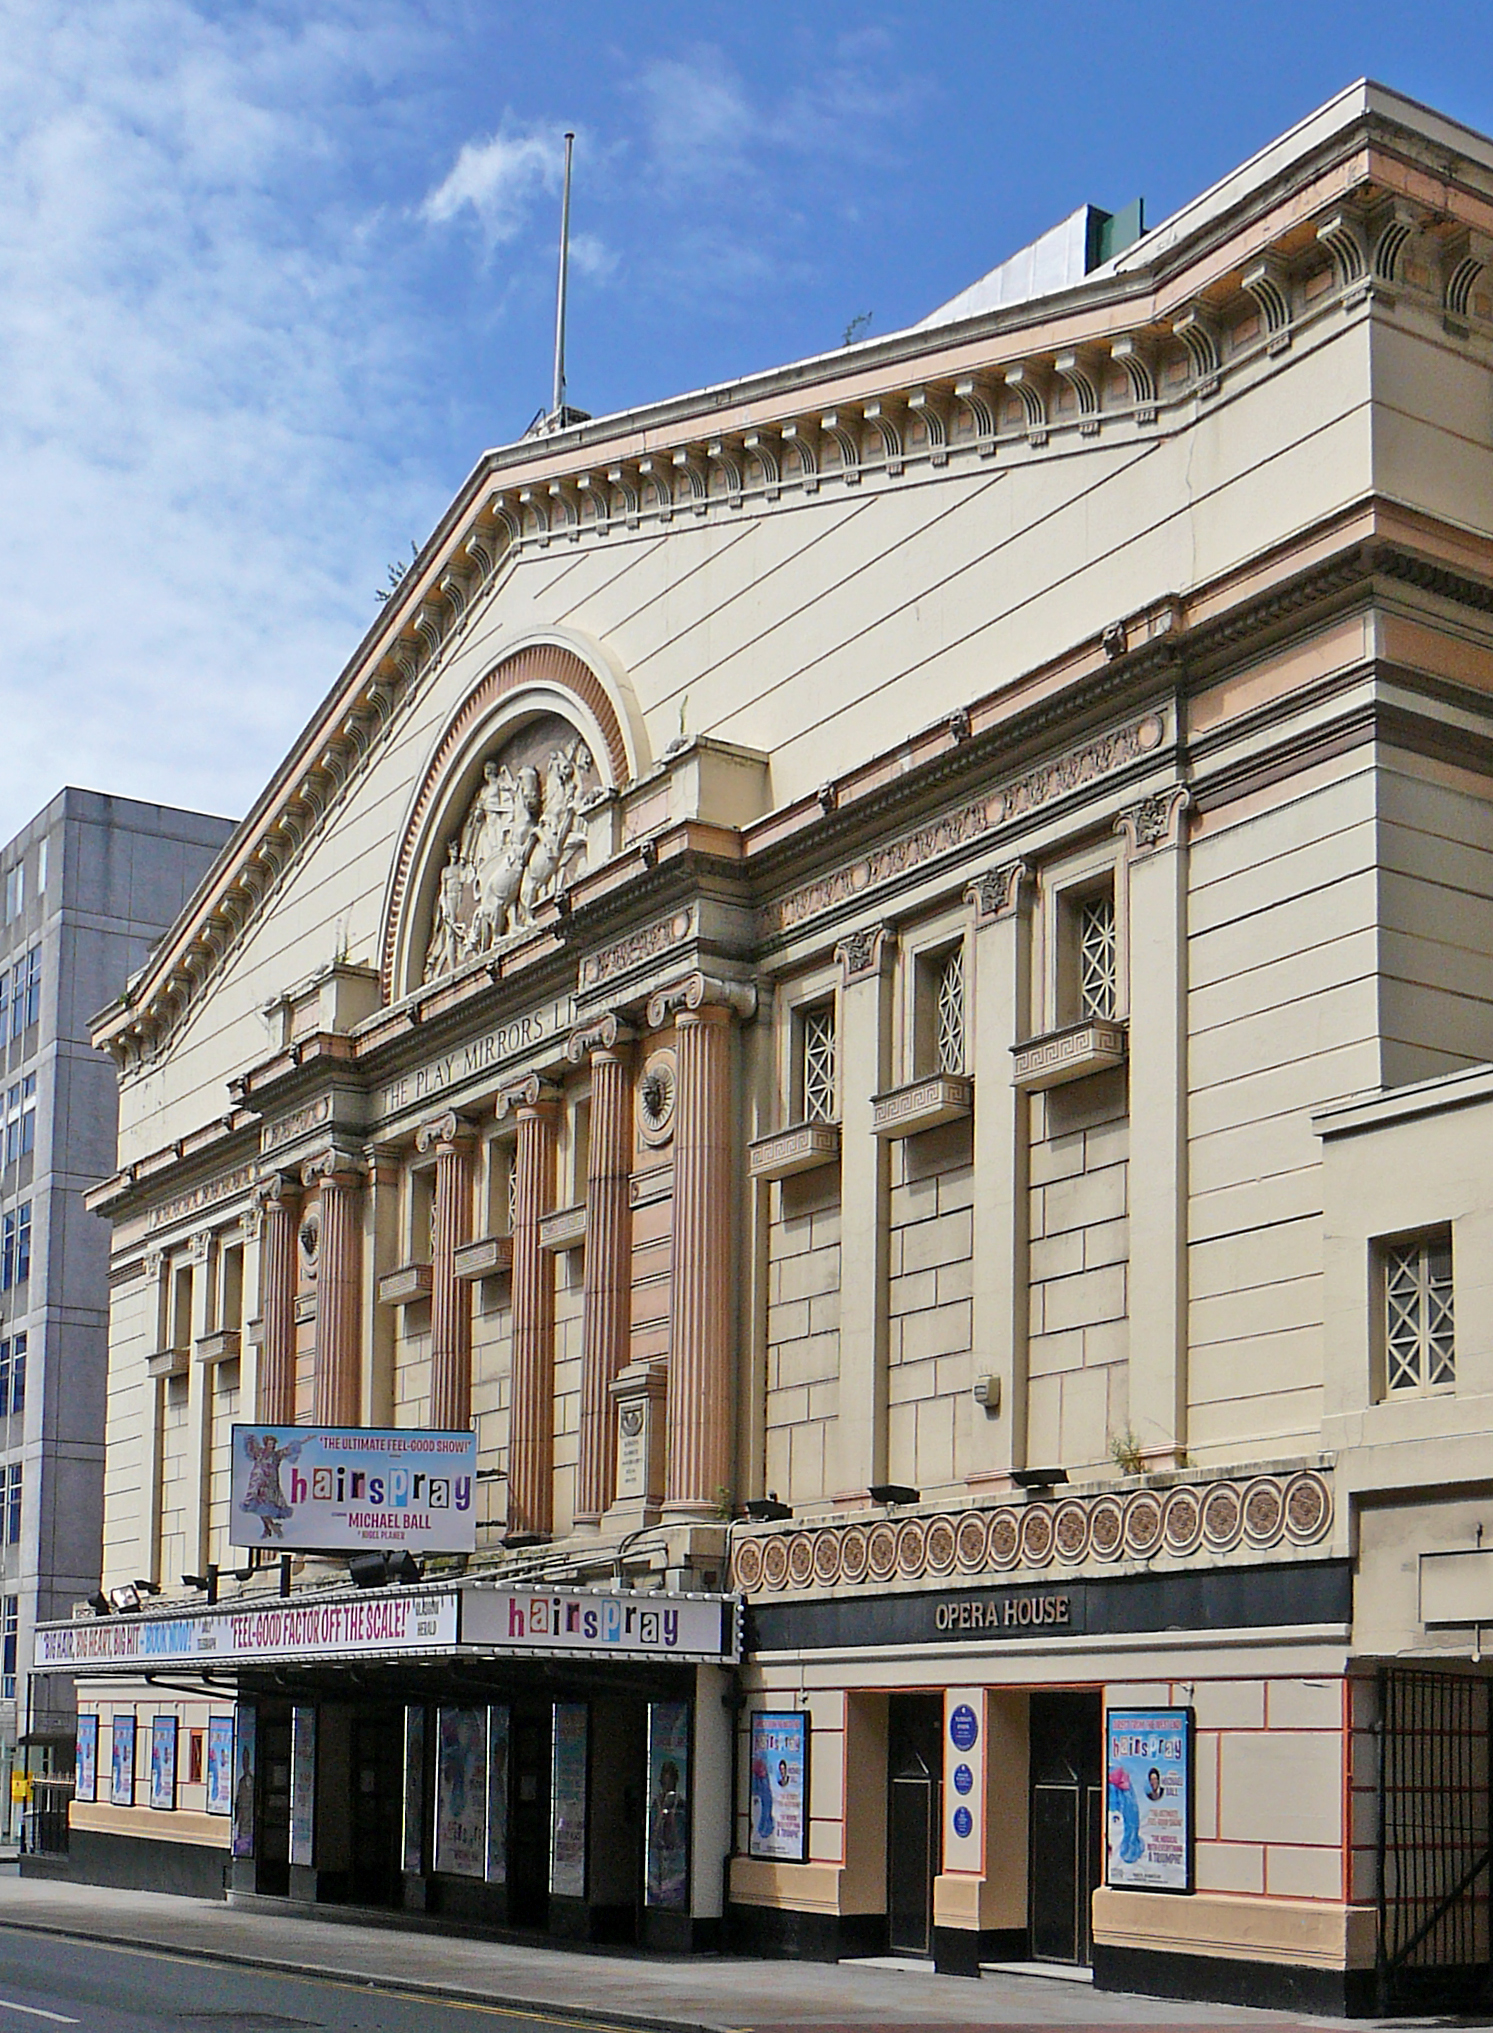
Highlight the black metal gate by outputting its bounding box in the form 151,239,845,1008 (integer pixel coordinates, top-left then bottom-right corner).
1377,1667,1492,2010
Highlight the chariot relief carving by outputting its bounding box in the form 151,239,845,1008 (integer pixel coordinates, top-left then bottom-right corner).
422,714,599,982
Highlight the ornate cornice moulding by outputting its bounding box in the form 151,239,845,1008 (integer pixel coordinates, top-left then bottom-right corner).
729,1468,1334,1596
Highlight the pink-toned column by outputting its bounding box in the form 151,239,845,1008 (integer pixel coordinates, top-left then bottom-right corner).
567,1018,636,1525
416,1112,476,1432
652,976,753,1519
255,1172,300,1424
304,1151,363,1427
501,1077,561,1542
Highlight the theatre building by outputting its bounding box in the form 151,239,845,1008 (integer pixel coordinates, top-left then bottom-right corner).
31,80,1493,2012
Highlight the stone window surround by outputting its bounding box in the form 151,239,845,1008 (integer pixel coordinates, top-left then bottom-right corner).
897,908,972,1085
1375,1225,1456,1400
1037,838,1130,1036
776,963,842,1133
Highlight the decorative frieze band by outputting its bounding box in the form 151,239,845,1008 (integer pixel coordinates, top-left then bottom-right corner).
579,908,697,992
762,715,1164,938
730,1470,1333,1596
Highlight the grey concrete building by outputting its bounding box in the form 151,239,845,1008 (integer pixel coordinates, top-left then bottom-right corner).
1,790,233,1833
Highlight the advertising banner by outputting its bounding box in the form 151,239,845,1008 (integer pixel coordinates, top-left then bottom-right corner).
230,1425,476,1552
150,1716,177,1811
549,1702,588,1898
485,1706,510,1886
434,1706,487,1878
231,1706,257,1858
35,1591,459,1671
75,1715,98,1803
1105,1707,1194,1893
110,1713,135,1806
205,1717,234,1816
748,1711,808,1863
289,1705,316,1867
402,1706,426,1875
645,1700,690,1910
463,1587,731,1661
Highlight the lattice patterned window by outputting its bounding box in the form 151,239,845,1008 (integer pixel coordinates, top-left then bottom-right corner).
1077,892,1117,1020
1384,1233,1455,1395
800,1005,837,1123
936,948,965,1073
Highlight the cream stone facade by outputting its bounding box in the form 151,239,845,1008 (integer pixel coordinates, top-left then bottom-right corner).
29,78,1493,2013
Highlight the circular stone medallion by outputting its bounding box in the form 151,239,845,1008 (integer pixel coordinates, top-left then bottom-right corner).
1201,1482,1243,1552
867,1522,898,1584
925,1517,958,1576
896,1519,927,1578
1163,1488,1203,1557
1242,1477,1284,1547
732,1538,763,1592
1123,1491,1163,1557
812,1531,842,1585
840,1525,869,1584
787,1532,815,1586
1020,1504,1055,1567
1089,1496,1124,1561
1053,1500,1090,1564
988,1509,1020,1569
956,1513,989,1573
761,1536,790,1590
1283,1470,1332,1545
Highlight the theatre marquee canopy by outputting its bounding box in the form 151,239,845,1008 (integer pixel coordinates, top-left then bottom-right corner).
35,1583,740,1673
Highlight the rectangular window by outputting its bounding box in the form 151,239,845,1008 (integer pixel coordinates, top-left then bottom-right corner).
4,1463,21,1542
935,947,965,1073
8,1334,22,1417
3,864,21,923
7,951,38,1038
798,1004,837,1124
4,1077,35,1166
1383,1231,1455,1395
1,1595,15,1700
1076,892,1118,1019
1,1214,12,1291
35,838,47,899
14,1204,29,1286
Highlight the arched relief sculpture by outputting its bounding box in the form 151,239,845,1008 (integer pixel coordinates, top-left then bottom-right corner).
421,712,600,983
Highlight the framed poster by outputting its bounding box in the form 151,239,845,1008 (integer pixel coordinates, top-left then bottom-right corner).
401,1705,425,1875
1105,1707,1194,1893
485,1705,510,1886
747,1711,808,1862
205,1717,234,1816
74,1715,98,1803
231,1705,257,1858
434,1706,486,1878
549,1702,588,1898
645,1700,690,1910
110,1712,136,1806
288,1704,316,1867
150,1716,178,1811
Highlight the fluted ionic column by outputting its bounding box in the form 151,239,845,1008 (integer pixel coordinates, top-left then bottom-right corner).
255,1173,300,1424
416,1112,475,1431
649,975,755,1519
500,1077,561,1541
567,1017,636,1525
304,1150,364,1426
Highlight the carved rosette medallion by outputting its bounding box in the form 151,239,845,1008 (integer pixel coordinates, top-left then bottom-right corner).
732,1538,763,1591
423,712,599,982
636,1049,678,1147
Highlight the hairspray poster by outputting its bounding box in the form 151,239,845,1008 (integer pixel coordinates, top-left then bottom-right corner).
1105,1707,1193,1893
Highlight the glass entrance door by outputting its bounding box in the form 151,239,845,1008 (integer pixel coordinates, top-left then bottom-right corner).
1028,1690,1102,1964
886,1694,943,1957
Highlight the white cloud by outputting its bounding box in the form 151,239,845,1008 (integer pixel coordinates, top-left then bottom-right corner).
421,123,567,242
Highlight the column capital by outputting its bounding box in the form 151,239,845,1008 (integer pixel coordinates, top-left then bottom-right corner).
566,1013,637,1064
299,1144,367,1189
495,1075,564,1122
645,971,757,1030
1116,784,1190,855
415,1109,478,1154
252,1168,301,1210
834,924,894,983
965,860,1031,924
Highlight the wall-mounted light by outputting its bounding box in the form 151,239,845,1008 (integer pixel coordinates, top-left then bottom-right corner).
183,1567,219,1605
868,1483,920,1507
108,1584,141,1614
744,1497,792,1522
87,1591,111,1617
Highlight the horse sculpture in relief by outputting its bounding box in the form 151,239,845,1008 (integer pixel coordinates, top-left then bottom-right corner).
422,718,596,983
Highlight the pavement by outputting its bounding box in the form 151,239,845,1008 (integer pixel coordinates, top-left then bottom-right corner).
0,1871,1478,2033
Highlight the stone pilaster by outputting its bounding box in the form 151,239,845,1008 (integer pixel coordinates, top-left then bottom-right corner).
498,1077,562,1541
833,927,895,1495
255,1173,300,1424
649,974,755,1519
415,1112,476,1433
303,1150,364,1427
567,1017,636,1526
965,863,1032,1479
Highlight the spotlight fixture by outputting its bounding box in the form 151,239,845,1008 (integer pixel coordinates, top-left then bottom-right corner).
1009,1467,1069,1492
390,1551,422,1585
132,1579,162,1596
87,1591,111,1617
183,1567,219,1605
744,1498,793,1523
868,1483,921,1507
108,1583,142,1614
349,1550,422,1589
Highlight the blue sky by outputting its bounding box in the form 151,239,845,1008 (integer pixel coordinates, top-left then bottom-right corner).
2,0,1491,838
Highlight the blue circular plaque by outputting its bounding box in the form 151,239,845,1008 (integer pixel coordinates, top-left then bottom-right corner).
952,1805,973,1839
953,1762,974,1795
949,1703,979,1751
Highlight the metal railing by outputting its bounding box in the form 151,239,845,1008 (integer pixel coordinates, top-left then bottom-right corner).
20,1777,72,1857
